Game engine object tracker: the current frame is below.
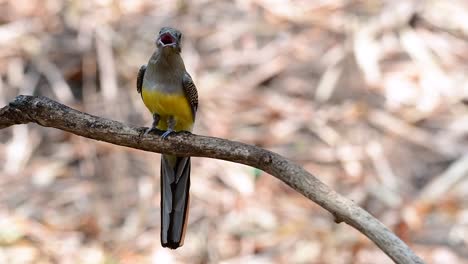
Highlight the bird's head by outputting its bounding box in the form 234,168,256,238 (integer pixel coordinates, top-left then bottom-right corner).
156,27,182,53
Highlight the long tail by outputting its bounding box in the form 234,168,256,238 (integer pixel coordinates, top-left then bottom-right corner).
160,154,191,249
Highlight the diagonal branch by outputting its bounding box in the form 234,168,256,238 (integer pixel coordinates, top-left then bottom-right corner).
0,95,424,264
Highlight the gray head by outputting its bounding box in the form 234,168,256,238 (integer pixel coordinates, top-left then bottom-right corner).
156,27,182,54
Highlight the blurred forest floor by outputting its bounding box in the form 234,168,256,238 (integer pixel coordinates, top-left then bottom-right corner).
0,0,467,263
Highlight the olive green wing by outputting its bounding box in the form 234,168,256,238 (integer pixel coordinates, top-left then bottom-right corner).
182,72,198,119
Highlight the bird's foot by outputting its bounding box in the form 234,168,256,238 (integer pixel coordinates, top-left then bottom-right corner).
161,129,174,139
143,127,157,136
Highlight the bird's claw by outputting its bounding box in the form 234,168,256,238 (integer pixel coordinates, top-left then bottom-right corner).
161,129,174,139
143,127,156,136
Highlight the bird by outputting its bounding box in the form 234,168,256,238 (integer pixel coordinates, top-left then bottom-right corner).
137,27,198,249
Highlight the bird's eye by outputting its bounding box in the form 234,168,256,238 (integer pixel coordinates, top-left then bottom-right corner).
178,33,182,40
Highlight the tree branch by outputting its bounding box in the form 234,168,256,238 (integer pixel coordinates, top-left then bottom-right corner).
0,95,424,264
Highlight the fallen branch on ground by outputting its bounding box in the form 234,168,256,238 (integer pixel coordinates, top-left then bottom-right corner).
0,95,424,264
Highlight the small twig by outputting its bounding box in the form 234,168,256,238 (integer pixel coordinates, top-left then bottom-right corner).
0,95,425,264
368,109,460,157
315,45,345,102
96,26,119,102
236,56,288,90
418,153,468,203
34,58,75,103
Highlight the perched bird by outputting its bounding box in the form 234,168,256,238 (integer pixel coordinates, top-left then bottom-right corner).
137,27,198,249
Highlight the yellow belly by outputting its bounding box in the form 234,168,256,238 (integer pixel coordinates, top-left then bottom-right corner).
141,88,194,131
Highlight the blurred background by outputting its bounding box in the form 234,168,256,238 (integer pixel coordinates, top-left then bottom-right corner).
0,0,467,263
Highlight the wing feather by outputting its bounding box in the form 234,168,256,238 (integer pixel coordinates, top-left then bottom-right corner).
182,72,198,119
137,65,146,94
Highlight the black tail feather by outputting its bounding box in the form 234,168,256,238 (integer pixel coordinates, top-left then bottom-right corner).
160,155,191,249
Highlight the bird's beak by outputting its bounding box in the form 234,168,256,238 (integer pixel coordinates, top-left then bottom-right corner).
158,31,177,47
